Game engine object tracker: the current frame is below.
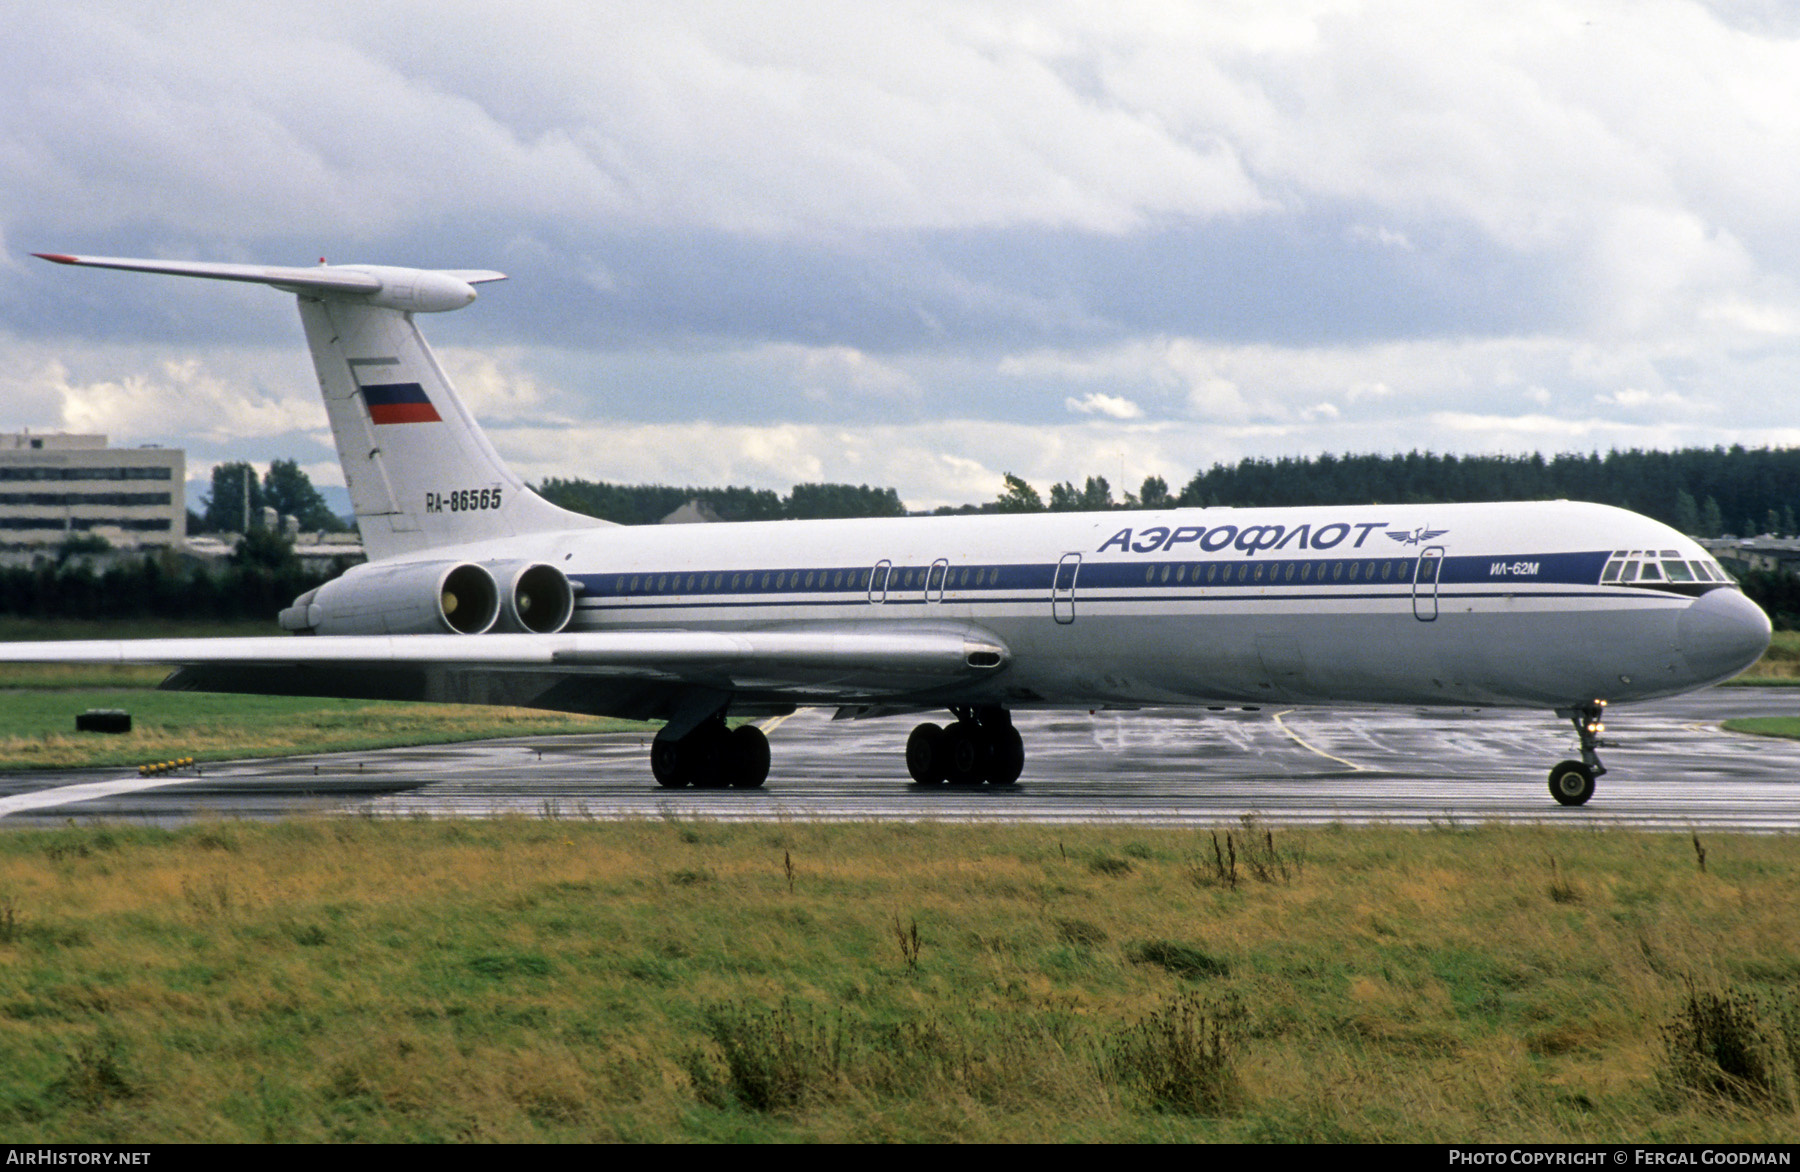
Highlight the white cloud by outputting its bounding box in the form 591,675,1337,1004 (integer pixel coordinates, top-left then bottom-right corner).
1347,224,1413,251
1344,381,1392,403
1699,296,1800,337
1593,386,1707,414
1064,392,1142,419
16,0,1789,264
491,416,1207,512
751,343,919,401
57,357,323,443
1003,335,1588,424
436,348,551,421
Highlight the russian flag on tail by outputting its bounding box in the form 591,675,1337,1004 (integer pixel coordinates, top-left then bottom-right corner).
360,382,442,425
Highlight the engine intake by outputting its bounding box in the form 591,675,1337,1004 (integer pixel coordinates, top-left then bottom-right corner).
280,560,500,635
493,562,576,634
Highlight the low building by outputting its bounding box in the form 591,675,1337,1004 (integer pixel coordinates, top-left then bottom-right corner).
0,432,184,550
184,529,366,570
1703,536,1800,577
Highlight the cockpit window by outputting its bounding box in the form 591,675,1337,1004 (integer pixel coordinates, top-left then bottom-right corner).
1600,549,1735,587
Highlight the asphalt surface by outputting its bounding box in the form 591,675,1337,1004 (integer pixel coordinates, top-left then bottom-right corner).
2,687,1797,829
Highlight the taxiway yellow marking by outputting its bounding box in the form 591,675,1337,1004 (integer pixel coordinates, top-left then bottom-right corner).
758,712,799,736
1272,709,1370,771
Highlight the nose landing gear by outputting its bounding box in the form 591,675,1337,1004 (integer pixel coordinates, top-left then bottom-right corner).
1547,701,1608,806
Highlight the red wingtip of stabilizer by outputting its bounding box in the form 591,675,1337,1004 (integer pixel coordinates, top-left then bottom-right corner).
33,253,79,265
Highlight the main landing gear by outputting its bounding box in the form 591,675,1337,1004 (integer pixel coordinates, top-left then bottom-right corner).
906,707,1024,787
1547,700,1608,807
651,715,770,789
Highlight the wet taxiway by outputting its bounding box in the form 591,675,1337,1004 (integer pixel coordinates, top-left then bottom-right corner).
2,688,1797,829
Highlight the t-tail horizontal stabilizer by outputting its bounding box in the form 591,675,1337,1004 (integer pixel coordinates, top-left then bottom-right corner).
32,253,506,312
35,252,607,561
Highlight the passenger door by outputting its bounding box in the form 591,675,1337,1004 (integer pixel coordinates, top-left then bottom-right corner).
1052,553,1081,624
1412,546,1443,622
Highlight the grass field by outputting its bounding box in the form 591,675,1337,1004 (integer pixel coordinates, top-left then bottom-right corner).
1725,629,1800,683
0,618,649,769
1721,717,1800,739
0,625,1796,1141
0,687,642,771
0,819,1794,1143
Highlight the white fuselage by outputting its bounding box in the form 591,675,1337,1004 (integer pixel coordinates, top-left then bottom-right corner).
405,498,1770,714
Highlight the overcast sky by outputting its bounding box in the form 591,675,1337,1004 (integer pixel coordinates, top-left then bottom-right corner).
5,0,1800,510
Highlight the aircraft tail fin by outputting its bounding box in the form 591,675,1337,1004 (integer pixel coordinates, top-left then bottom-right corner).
36,253,608,561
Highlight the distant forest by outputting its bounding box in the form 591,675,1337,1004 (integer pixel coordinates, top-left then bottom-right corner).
0,530,341,623
536,479,906,525
528,448,1800,536
989,447,1800,538
1167,447,1800,538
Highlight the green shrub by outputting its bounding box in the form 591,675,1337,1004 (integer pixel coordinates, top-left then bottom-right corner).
1111,993,1245,1114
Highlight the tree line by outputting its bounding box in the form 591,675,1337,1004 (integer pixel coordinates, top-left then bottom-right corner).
0,529,345,624
191,459,349,534
536,479,906,525
991,447,1800,539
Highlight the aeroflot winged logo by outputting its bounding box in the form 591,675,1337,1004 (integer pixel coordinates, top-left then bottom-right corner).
1386,525,1449,546
360,382,442,425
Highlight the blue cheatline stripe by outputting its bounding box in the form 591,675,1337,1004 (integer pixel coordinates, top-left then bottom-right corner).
572,587,1668,617
567,550,1625,601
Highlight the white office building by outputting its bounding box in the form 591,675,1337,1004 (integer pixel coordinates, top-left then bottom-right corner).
0,432,185,549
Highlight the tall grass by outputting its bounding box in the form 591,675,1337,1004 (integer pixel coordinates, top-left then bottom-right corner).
0,820,1794,1142
1729,629,1800,681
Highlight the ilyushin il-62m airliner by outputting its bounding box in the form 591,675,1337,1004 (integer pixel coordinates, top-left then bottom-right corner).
1,254,1773,806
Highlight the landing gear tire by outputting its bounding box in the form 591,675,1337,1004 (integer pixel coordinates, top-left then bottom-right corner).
651,739,686,788
907,710,1025,787
907,722,948,785
1548,760,1595,807
654,717,768,789
942,722,986,786
729,724,770,789
987,726,1024,787
683,722,730,789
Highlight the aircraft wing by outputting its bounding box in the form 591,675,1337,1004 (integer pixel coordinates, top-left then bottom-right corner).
0,623,1011,721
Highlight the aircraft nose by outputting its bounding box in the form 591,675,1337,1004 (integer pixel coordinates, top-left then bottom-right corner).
1677,587,1772,683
